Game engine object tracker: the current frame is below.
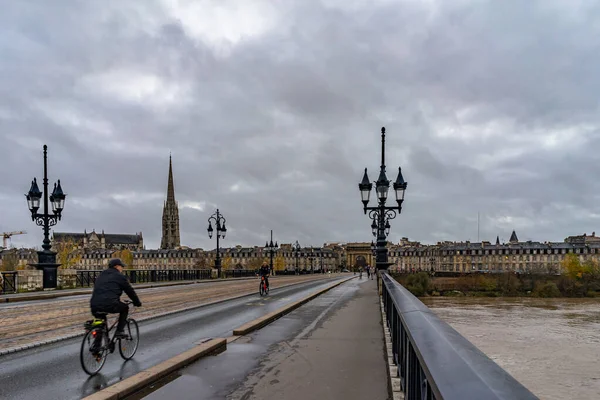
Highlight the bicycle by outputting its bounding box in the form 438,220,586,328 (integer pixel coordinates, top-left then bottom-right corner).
259,275,269,296
80,300,140,376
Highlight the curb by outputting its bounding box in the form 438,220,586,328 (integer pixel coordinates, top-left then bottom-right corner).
380,297,404,400
233,276,355,335
1,276,259,303
0,276,338,357
81,338,227,400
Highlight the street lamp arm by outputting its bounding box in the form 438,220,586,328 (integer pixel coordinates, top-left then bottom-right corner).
35,217,58,228
364,205,401,212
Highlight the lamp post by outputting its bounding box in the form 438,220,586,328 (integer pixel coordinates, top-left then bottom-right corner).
25,145,67,289
308,246,314,274
207,209,226,278
320,252,325,274
359,127,407,272
293,240,301,275
264,230,278,274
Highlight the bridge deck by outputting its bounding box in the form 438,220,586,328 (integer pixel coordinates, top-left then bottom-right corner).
143,277,389,400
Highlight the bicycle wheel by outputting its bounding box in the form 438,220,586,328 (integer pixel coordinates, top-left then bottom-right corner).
119,319,139,360
80,327,108,375
265,284,269,295
259,282,265,296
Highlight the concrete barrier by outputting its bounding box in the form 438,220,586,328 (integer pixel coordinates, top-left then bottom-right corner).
82,338,226,400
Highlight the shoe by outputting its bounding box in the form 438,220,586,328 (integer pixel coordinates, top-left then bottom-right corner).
115,330,128,339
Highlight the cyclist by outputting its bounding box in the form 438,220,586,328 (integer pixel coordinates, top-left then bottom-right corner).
90,258,142,339
259,261,270,289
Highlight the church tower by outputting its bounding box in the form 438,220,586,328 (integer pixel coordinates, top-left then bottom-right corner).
161,155,181,249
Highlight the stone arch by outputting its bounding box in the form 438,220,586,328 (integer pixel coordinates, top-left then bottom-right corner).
355,255,367,268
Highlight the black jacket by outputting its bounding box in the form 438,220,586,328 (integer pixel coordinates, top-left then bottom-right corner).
259,265,270,277
90,268,141,309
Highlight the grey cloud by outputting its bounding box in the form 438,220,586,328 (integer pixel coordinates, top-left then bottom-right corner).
1,0,599,250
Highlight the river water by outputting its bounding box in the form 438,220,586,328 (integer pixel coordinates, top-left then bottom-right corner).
420,297,600,400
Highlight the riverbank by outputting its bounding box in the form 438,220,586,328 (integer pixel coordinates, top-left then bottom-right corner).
392,272,600,298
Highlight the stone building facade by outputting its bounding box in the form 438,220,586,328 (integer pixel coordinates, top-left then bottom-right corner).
387,231,600,274
160,155,181,249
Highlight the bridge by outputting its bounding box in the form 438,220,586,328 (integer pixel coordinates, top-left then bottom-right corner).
0,272,539,399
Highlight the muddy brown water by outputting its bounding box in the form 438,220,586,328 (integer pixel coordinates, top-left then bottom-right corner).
421,297,600,400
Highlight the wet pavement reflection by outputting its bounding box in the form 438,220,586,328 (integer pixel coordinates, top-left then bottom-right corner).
421,297,600,400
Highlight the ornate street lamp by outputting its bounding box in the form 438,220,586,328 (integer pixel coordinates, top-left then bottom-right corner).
264,230,278,274
359,127,407,272
207,209,226,278
293,240,301,275
25,145,67,289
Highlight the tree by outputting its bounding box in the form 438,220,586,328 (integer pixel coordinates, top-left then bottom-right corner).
56,239,83,269
562,253,583,280
0,250,18,271
194,258,207,269
222,256,233,270
112,249,134,269
247,258,263,271
582,259,600,279
274,255,285,271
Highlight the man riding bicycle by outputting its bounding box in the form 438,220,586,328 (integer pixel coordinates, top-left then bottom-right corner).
90,258,142,339
259,261,270,289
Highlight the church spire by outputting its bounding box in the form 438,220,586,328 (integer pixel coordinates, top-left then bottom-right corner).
161,154,181,249
167,153,175,203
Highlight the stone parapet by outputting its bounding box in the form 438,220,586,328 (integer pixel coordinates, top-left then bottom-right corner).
16,270,43,292
57,269,78,289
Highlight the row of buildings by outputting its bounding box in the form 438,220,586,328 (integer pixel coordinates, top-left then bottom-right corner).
2,230,600,274
3,155,599,274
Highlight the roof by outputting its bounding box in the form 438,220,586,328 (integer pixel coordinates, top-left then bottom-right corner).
52,232,142,245
103,234,141,245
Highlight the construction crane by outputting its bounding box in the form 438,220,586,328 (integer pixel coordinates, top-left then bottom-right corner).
2,231,27,248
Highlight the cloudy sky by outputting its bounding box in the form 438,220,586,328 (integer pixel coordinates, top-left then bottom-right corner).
1,0,600,250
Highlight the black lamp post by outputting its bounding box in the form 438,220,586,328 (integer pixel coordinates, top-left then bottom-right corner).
264,230,278,274
25,145,67,289
359,127,407,272
320,252,325,274
207,209,226,278
293,240,301,275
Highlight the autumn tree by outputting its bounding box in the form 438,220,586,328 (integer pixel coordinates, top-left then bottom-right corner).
274,255,286,271
194,258,207,269
112,249,134,269
222,256,233,270
247,258,263,271
561,253,583,280
0,250,19,271
56,239,83,269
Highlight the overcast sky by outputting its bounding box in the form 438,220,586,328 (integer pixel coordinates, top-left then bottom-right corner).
1,0,600,250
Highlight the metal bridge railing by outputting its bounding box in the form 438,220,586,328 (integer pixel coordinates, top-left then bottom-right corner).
0,271,17,294
380,272,539,400
76,269,213,287
222,269,257,278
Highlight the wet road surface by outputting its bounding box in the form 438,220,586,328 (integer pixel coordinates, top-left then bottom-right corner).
143,277,388,400
0,276,346,400
0,275,331,352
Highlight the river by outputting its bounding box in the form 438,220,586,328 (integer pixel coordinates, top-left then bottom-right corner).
420,297,600,400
